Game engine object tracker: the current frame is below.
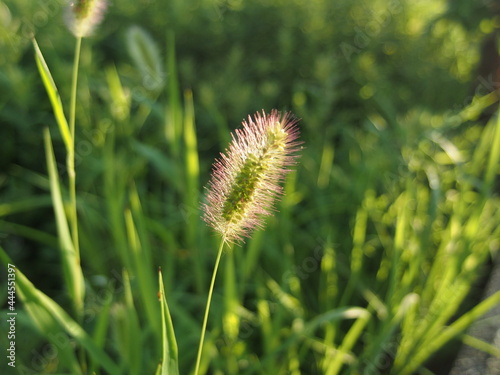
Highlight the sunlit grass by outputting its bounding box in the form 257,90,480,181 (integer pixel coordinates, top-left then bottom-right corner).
0,0,499,374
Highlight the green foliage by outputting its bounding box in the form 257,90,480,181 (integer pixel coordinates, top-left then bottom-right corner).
158,269,179,375
1,0,499,374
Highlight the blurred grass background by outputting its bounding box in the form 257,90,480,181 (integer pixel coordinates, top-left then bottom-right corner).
0,0,499,374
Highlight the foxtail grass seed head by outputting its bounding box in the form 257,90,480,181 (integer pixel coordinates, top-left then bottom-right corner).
202,109,302,243
64,0,108,38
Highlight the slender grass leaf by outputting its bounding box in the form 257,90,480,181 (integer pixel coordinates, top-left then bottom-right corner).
325,311,371,375
44,128,84,318
182,89,204,295
88,291,113,375
183,89,200,241
124,203,160,335
105,64,131,122
183,89,199,195
223,249,239,341
21,301,82,374
361,293,418,372
459,91,498,122
0,220,58,248
122,269,142,375
165,30,182,157
397,290,500,375
33,38,72,153
243,307,369,375
158,269,179,375
0,196,52,217
267,277,304,317
0,248,121,375
461,334,500,358
485,105,500,189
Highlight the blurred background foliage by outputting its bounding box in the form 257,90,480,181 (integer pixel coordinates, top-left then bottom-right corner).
0,0,499,374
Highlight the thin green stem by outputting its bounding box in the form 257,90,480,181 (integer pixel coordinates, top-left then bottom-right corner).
69,36,84,372
68,36,81,261
70,37,82,139
194,238,226,375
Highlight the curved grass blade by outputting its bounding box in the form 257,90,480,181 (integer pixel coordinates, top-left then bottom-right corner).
325,310,372,375
44,128,84,319
242,307,369,375
33,38,72,153
484,104,500,190
397,290,500,375
158,269,179,375
0,248,120,375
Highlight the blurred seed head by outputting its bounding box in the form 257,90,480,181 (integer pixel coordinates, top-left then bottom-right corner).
126,26,165,91
202,109,302,244
64,0,108,38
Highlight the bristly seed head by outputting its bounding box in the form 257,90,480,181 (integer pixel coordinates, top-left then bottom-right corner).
64,0,108,38
202,109,302,244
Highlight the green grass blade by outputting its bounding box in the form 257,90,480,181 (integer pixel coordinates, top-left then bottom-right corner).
0,196,52,217
33,38,72,153
0,219,58,248
461,334,500,358
397,290,500,375
223,247,240,351
485,105,500,190
165,30,182,157
0,248,121,375
158,269,179,375
88,292,113,375
243,307,369,375
20,299,83,374
182,87,205,295
44,128,84,319
183,89,199,197
112,270,142,375
105,64,131,122
325,310,371,375
183,89,200,240
361,293,418,372
459,91,498,123
124,202,160,334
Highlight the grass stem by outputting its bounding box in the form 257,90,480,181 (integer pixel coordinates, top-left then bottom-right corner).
68,36,82,262
69,35,85,372
194,238,226,375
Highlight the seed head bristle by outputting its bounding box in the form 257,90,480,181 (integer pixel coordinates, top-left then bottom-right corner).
202,109,302,244
64,0,108,38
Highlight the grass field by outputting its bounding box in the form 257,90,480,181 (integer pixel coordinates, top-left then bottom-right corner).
1,0,499,374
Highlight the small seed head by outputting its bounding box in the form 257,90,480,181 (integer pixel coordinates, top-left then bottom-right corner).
202,109,302,243
64,0,108,38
